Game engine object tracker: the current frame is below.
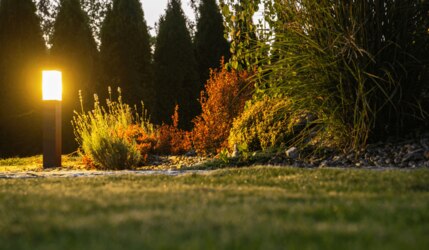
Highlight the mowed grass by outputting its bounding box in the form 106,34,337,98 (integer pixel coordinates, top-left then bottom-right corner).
0,155,83,172
1,167,429,250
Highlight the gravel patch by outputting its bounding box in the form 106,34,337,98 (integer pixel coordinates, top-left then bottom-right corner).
2,135,428,179
278,134,429,169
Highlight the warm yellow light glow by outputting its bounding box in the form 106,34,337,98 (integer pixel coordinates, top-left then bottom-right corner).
42,70,62,101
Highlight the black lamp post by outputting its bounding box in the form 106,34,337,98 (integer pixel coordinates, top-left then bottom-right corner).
42,70,62,168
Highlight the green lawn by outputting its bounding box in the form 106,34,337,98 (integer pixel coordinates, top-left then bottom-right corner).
1,167,428,250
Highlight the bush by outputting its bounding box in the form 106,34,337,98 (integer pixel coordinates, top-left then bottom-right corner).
154,105,192,155
229,98,286,152
229,97,344,153
192,60,252,155
123,124,157,163
222,0,429,150
73,89,192,167
72,88,143,169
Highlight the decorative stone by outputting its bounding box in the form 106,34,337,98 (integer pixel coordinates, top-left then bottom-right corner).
402,149,424,162
424,151,429,160
231,144,240,158
319,160,328,168
185,149,197,157
285,147,299,159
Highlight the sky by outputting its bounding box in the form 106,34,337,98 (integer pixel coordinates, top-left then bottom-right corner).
140,0,264,36
140,0,195,34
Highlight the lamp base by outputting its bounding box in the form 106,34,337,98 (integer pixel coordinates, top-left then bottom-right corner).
43,101,61,168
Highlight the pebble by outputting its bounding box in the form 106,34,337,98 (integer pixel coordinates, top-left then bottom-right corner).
285,147,299,159
267,134,429,169
4,136,429,178
231,144,240,158
424,151,429,160
185,150,197,157
318,134,429,168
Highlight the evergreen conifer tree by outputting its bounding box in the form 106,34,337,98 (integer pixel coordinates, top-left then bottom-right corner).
194,0,230,86
50,0,99,153
153,0,199,129
99,0,153,111
0,0,46,156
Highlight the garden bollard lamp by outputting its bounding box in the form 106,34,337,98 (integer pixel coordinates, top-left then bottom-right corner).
42,70,62,168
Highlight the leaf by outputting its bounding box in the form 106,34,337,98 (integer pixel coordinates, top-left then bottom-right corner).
222,4,230,16
232,61,239,69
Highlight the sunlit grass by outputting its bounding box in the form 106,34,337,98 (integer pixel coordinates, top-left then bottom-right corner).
0,167,428,249
0,155,83,172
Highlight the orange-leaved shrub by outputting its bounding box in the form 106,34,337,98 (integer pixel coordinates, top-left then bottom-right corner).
154,105,192,155
122,105,191,158
192,60,252,155
122,124,157,163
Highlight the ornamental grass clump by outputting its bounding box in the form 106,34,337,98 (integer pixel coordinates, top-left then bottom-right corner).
221,0,429,152
72,88,143,170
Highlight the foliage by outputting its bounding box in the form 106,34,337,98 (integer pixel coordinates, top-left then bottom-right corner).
153,0,199,129
50,0,98,92
229,97,289,152
72,88,142,169
229,96,345,153
99,0,154,111
0,0,46,157
73,89,192,168
222,0,429,151
219,0,260,70
192,61,252,155
50,0,99,153
194,0,230,85
122,125,157,163
34,0,111,46
127,105,191,157
155,105,192,155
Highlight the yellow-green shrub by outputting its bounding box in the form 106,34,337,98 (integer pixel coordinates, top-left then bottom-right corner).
73,89,195,169
229,97,292,152
72,88,142,169
229,96,348,153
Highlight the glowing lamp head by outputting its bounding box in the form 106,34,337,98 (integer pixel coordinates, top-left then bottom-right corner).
42,70,62,101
